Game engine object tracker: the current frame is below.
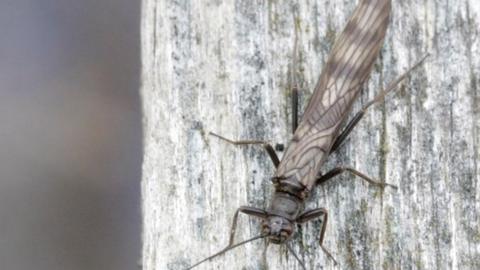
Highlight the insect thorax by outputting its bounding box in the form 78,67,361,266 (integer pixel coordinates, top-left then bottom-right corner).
267,177,308,221
271,175,309,200
267,191,304,221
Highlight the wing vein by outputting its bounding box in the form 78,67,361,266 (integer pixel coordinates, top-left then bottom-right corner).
275,0,391,190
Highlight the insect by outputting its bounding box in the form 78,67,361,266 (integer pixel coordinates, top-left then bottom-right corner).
187,0,427,269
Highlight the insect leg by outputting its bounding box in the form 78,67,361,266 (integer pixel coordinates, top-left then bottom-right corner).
209,132,280,168
186,206,267,270
330,54,430,154
296,207,326,223
291,17,300,134
292,86,299,133
228,206,268,246
296,208,338,265
329,110,364,154
316,166,397,189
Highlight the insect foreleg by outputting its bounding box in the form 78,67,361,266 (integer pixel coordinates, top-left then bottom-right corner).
227,206,268,245
186,206,267,270
209,132,280,167
329,54,430,154
296,208,337,265
316,166,397,189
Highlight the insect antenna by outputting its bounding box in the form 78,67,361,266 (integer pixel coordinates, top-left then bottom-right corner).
186,234,267,270
286,243,306,270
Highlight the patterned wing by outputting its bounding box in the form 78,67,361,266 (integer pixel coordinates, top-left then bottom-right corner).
275,0,391,191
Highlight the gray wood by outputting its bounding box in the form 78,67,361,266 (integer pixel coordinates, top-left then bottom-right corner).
141,0,480,269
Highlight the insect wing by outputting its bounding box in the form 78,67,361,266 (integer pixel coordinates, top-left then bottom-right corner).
275,0,392,190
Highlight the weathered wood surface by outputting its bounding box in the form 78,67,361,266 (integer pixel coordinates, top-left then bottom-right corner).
141,1,479,269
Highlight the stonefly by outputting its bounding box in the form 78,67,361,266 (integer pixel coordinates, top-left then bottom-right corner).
187,0,428,268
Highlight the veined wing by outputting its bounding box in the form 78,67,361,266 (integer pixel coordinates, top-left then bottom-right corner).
275,0,391,191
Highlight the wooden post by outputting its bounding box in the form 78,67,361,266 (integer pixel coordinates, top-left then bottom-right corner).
141,1,480,269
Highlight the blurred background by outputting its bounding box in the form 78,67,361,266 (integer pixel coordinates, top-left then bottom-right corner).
0,1,141,270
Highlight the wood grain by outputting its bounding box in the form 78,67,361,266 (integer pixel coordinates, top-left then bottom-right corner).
141,0,480,269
